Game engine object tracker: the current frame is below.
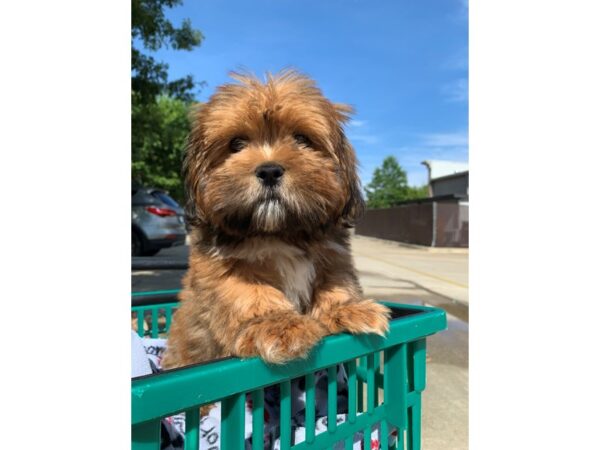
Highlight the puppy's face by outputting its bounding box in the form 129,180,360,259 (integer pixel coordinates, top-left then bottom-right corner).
184,71,364,237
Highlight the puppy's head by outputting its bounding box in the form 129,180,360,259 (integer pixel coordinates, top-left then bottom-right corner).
183,70,364,237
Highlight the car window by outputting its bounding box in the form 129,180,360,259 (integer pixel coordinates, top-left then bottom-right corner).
152,191,180,208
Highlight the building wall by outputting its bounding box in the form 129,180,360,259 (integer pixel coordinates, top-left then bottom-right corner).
434,200,469,247
431,173,469,197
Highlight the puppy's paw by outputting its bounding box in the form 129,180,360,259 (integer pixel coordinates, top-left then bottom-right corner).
233,314,326,364
200,404,215,417
318,300,391,337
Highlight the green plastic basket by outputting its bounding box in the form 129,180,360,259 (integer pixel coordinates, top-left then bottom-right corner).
131,291,446,450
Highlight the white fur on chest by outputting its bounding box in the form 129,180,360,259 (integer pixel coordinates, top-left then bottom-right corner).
215,238,316,310
274,251,316,310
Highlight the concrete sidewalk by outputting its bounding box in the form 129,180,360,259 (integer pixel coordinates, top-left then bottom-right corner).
352,235,468,450
352,235,469,322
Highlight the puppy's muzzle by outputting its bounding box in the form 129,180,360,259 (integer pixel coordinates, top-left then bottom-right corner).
255,163,285,187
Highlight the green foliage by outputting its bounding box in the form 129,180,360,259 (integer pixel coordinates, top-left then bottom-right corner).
132,0,203,201
132,0,203,104
132,95,192,201
407,184,429,199
365,156,429,208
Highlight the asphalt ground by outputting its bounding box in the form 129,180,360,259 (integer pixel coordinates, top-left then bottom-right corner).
351,236,468,450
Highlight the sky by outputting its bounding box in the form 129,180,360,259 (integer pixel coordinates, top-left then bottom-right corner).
148,0,468,187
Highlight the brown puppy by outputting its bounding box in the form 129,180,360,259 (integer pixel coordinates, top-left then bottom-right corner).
162,71,390,368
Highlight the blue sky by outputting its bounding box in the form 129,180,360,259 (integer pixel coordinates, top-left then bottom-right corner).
149,0,468,187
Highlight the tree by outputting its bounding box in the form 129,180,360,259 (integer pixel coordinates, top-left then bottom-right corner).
365,156,429,208
407,184,429,199
132,0,203,200
132,0,203,104
132,95,192,201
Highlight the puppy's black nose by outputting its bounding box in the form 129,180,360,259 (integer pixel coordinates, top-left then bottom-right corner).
255,163,285,187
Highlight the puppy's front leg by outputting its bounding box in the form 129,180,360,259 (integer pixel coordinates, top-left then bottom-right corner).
213,283,326,364
310,285,391,337
232,311,326,364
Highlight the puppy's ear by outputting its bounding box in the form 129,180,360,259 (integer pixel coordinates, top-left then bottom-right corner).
333,103,355,123
337,132,365,227
181,104,208,228
330,103,364,226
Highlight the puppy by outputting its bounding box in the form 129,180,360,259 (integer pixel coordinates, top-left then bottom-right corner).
162,71,390,369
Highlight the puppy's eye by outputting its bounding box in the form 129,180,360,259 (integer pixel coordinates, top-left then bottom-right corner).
229,137,248,153
293,134,312,148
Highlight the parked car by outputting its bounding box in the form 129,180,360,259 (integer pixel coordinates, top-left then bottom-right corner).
132,186,187,256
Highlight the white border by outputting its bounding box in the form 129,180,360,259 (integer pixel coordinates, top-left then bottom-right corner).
3,1,600,448
471,0,600,448
1,1,130,447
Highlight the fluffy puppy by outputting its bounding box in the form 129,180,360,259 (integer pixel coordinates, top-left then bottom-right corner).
162,71,390,368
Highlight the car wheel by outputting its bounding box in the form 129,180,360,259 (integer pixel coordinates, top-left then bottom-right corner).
132,231,143,256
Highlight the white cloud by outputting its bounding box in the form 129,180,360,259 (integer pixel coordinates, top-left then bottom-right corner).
442,78,468,102
348,119,366,128
355,130,468,188
407,170,428,187
457,0,469,20
347,132,380,145
444,48,468,71
420,131,468,147
347,120,380,145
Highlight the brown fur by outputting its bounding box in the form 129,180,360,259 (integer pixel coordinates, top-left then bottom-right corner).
162,70,390,368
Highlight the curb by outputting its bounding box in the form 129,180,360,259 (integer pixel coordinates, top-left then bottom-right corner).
353,234,469,254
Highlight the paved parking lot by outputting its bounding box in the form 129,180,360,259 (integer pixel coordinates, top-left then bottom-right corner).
352,235,468,450
132,234,469,449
